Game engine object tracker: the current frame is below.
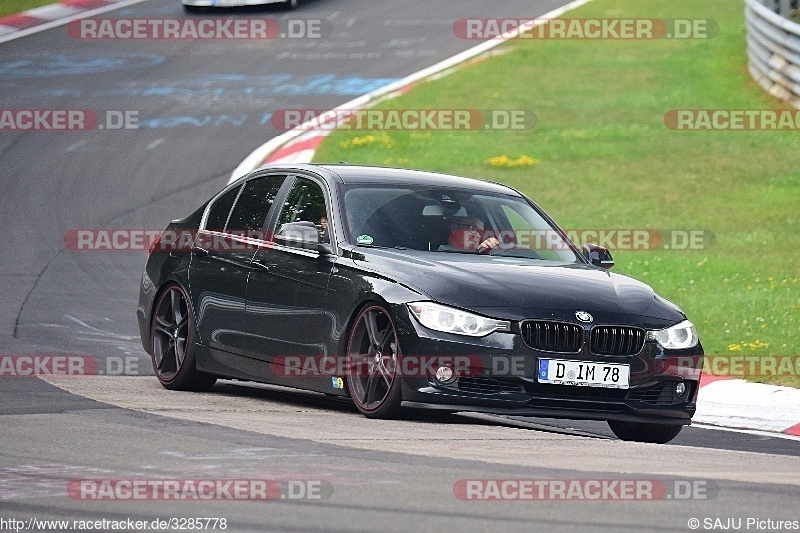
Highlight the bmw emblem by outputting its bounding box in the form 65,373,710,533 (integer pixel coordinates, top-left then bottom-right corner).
575,311,593,323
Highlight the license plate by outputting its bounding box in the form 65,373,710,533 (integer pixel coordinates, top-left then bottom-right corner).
537,359,630,389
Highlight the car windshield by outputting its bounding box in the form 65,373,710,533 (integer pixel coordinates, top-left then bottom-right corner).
341,184,580,262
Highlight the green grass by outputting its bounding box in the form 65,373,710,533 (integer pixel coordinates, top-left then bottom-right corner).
315,0,800,386
0,0,60,17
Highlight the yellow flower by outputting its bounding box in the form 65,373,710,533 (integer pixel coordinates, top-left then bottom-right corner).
484,154,540,168
339,132,395,150
486,155,510,167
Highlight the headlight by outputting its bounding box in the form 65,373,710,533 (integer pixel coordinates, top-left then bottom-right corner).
407,302,511,337
647,320,699,350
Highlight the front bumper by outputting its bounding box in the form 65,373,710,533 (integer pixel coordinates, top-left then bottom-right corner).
391,304,702,425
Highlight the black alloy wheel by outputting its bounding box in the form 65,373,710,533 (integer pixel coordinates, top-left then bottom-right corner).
346,305,403,418
151,284,216,391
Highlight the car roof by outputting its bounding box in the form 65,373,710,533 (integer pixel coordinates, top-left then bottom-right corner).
261,163,522,196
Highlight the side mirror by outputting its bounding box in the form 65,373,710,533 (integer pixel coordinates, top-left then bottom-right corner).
583,243,614,269
276,221,320,250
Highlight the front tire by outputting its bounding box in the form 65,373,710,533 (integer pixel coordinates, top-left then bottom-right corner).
150,284,216,391
346,304,403,419
608,420,683,444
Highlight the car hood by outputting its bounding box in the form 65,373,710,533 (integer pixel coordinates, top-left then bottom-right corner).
351,248,685,326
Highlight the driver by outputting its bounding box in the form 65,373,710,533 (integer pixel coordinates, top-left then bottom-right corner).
446,215,499,253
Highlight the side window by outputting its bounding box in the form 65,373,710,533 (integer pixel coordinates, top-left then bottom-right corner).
205,185,242,232
275,178,330,247
226,174,285,235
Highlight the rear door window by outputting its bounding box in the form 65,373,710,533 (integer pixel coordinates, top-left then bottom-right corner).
205,185,241,232
226,174,286,237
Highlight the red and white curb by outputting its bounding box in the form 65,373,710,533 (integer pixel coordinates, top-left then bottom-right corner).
696,374,800,437
0,0,148,44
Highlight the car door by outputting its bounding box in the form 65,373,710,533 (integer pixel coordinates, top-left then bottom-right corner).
243,175,336,365
189,173,286,355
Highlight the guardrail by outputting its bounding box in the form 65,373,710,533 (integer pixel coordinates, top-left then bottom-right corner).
745,0,800,108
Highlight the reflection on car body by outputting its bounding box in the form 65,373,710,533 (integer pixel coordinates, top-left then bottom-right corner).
137,164,703,443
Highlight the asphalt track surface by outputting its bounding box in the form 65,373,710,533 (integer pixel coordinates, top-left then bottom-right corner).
1,0,798,531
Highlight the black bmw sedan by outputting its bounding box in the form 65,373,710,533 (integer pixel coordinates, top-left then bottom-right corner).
137,164,703,443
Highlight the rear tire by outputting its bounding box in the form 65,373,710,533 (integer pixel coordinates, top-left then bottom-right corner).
150,284,216,392
608,420,683,444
